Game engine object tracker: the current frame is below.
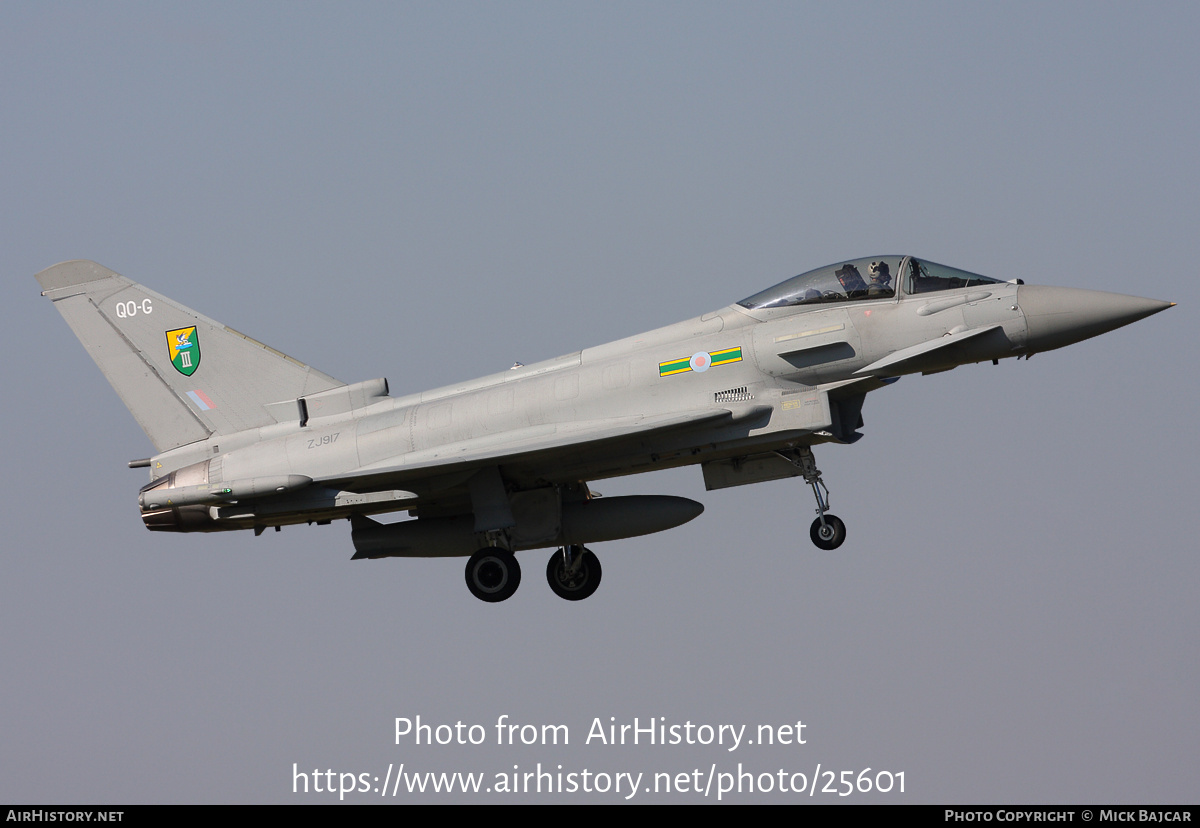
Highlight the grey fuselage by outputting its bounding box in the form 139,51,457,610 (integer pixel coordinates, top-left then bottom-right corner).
134,254,1167,544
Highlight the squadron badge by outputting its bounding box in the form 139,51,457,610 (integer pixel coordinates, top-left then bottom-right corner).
166,326,201,376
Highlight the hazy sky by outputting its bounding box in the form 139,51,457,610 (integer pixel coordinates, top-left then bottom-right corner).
2,2,1196,803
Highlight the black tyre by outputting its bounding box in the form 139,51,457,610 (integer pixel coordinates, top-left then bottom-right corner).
465,547,521,602
809,515,847,550
546,547,602,601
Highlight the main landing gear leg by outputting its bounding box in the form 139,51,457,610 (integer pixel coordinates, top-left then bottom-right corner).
776,447,847,550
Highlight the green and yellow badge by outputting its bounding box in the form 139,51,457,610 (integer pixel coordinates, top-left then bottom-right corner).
166,326,201,376
658,346,742,377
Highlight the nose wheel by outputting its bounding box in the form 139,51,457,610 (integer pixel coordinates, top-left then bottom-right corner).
776,447,848,551
810,514,846,550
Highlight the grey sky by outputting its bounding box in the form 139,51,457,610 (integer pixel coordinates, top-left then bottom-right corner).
2,2,1196,803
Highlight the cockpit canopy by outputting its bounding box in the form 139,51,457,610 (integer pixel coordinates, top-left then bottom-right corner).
737,256,1006,310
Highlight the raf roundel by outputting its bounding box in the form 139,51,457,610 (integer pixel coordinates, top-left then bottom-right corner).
689,352,711,373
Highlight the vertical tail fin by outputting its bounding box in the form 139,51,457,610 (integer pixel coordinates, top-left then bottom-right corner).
36,260,345,452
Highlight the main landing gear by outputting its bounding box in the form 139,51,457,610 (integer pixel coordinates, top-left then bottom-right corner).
777,447,847,551
546,545,602,601
465,547,521,602
464,544,604,602
462,469,606,603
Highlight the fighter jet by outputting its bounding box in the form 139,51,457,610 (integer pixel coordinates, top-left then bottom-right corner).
36,256,1171,602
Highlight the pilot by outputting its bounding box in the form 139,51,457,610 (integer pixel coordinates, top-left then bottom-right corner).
867,261,892,296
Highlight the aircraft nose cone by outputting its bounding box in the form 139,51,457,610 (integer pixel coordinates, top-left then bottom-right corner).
1018,285,1172,353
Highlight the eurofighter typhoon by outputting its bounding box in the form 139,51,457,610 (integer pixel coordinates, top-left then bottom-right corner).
36,257,1171,602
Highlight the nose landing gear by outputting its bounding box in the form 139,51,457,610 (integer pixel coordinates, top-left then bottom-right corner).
809,513,846,550
776,447,847,550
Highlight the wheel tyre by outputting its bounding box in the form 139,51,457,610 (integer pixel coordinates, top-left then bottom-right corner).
809,515,847,550
546,547,602,601
465,547,521,602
